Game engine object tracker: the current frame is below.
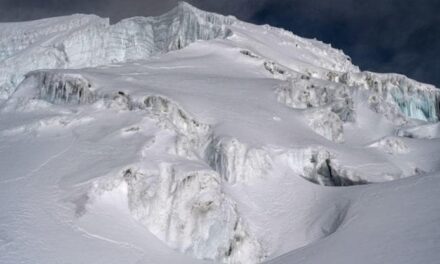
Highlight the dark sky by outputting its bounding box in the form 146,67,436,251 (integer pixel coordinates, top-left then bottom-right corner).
1,0,439,87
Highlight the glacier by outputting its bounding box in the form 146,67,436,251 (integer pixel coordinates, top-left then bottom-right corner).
89,165,264,263
0,2,233,100
0,2,440,264
338,71,440,122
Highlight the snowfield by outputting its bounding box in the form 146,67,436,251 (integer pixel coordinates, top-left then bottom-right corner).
0,2,439,264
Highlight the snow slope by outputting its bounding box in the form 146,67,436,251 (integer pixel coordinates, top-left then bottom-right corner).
0,2,439,264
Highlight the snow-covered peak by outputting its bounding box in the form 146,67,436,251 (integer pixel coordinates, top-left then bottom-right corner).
1,2,440,264
172,1,222,17
0,1,361,101
0,1,437,119
0,3,235,99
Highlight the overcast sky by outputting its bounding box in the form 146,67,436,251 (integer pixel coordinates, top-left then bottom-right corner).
0,0,439,87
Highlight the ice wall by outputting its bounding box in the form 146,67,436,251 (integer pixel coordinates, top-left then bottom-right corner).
340,72,440,122
0,2,234,100
204,135,367,186
121,165,264,263
23,71,95,104
205,137,272,184
144,95,212,160
276,76,355,122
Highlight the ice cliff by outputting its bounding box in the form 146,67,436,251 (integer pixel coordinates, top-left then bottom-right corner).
0,2,234,99
1,1,438,126
337,71,440,122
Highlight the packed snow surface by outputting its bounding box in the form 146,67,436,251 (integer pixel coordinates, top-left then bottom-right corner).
1,2,440,264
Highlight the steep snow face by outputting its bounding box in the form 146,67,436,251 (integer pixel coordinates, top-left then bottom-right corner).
230,22,359,77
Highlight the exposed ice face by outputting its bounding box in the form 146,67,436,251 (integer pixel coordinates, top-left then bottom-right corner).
144,95,212,160
0,15,109,100
0,2,234,100
25,71,96,104
206,137,273,184
340,72,440,122
60,90,266,263
274,77,348,143
0,14,104,63
121,165,264,264
279,147,366,186
204,135,371,186
276,76,355,122
273,67,439,145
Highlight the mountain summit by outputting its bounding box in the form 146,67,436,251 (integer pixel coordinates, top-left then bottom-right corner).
1,2,440,264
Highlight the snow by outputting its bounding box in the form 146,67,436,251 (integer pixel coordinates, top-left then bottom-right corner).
0,2,440,264
0,2,233,100
338,71,440,122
